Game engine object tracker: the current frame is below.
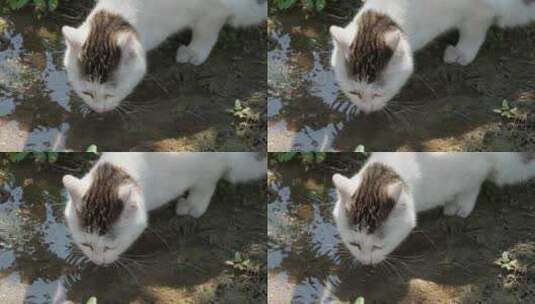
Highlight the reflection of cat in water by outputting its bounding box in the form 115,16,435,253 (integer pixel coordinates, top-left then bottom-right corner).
63,152,265,265
330,0,535,113
332,152,535,265
62,0,266,113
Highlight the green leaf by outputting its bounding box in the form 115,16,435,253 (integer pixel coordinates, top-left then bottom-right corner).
47,0,58,10
86,145,98,154
86,297,97,304
314,152,327,163
33,152,47,163
276,152,297,163
315,0,326,11
234,99,243,112
501,99,509,110
276,0,298,10
354,145,366,153
8,0,30,10
355,297,365,304
9,152,29,163
234,251,242,262
32,0,46,10
47,152,59,163
301,152,315,164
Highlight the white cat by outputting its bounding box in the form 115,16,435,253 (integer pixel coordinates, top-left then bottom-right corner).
62,152,266,265
62,0,267,113
332,152,535,265
330,0,535,113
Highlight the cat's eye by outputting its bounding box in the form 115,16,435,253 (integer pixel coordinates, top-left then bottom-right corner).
82,91,94,98
372,245,383,251
349,241,361,250
104,94,114,99
372,93,383,98
81,242,94,250
348,90,363,98
103,246,115,252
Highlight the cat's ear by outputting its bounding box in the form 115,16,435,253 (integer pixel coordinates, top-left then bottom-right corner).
62,26,82,50
119,184,142,217
330,26,350,49
63,175,83,202
387,182,403,201
384,30,401,50
117,32,141,62
332,173,353,200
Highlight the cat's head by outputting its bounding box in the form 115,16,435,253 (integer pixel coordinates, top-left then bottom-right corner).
332,163,416,265
63,163,147,265
62,11,146,113
330,11,413,113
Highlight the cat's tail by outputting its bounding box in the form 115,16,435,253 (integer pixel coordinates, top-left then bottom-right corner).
224,153,266,184
490,153,535,186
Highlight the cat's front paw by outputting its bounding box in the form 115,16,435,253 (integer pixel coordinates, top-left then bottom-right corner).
176,45,207,66
443,203,472,218
175,198,193,216
443,45,472,66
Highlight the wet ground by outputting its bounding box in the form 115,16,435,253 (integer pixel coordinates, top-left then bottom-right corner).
268,2,535,152
268,153,535,303
0,5,266,152
0,157,266,303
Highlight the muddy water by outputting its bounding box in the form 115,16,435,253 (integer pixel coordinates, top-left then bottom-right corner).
0,11,266,152
0,162,267,303
268,158,535,303
268,4,535,152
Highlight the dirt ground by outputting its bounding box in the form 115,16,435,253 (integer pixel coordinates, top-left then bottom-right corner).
0,157,267,303
0,2,266,152
268,1,535,152
268,153,535,303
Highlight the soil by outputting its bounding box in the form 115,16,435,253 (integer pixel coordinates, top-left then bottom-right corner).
0,158,267,304
268,1,535,152
0,4,266,152
268,153,535,303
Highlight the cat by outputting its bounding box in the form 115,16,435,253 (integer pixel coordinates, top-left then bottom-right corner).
332,152,535,265
62,152,266,265
330,0,535,113
62,0,267,113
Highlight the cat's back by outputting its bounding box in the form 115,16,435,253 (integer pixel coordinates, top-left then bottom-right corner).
218,0,267,26
359,0,484,50
483,0,535,27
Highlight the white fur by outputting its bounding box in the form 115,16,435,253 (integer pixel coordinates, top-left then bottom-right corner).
63,152,266,265
330,0,535,113
332,152,535,265
62,0,266,112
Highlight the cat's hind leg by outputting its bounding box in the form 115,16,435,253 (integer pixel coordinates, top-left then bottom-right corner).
443,185,481,218
443,13,493,66
175,181,217,218
176,14,227,65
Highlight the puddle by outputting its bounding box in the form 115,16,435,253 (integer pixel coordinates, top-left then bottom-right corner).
0,9,266,152
268,154,535,303
0,157,267,303
268,3,535,152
